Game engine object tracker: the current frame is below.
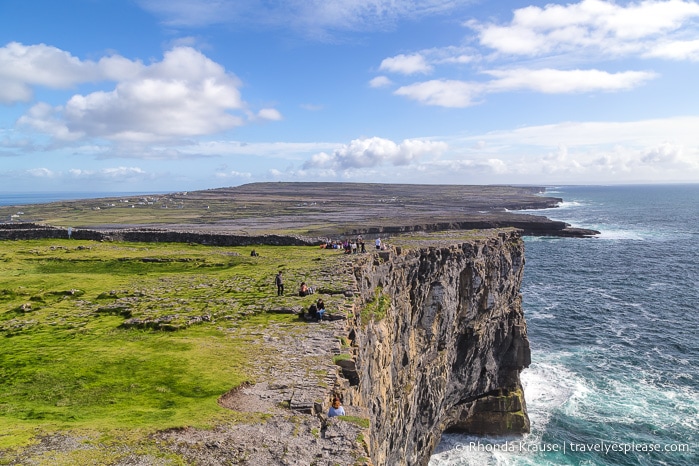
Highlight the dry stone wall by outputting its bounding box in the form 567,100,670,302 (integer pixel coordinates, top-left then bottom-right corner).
0,223,319,246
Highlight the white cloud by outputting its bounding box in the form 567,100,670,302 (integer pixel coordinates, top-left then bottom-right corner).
0,42,143,104
101,166,148,178
303,136,447,170
395,80,484,107
431,158,509,175
375,1,699,107
422,140,699,184
640,142,694,166
485,68,657,93
186,140,338,160
17,102,82,141
12,166,154,187
68,166,149,180
27,167,56,178
392,68,656,107
440,116,699,182
373,46,478,86
470,0,699,57
215,170,252,179
467,116,699,148
13,46,276,144
369,76,393,88
380,53,432,75
645,38,699,60
257,108,283,121
555,142,699,178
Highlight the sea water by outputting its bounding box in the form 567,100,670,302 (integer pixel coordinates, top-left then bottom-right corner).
431,184,698,466
0,191,165,207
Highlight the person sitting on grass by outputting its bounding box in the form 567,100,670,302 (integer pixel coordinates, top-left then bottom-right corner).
307,303,318,321
298,282,313,297
316,298,326,321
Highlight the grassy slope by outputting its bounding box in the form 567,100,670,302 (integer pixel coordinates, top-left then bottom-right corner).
0,239,350,451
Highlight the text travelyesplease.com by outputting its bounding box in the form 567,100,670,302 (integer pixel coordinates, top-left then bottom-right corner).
455,440,692,455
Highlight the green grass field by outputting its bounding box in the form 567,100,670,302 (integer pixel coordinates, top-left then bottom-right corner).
0,239,352,452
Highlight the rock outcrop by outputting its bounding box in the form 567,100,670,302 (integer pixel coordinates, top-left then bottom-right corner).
344,229,530,465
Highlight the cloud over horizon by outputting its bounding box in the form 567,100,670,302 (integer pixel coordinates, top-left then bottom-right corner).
303,136,448,172
4,44,281,145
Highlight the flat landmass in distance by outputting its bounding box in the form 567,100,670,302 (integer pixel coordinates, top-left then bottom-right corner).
0,182,599,237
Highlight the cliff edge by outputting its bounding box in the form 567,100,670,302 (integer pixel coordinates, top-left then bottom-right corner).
341,229,530,465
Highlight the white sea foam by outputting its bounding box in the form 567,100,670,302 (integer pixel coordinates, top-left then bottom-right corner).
510,201,584,215
570,372,698,436
523,358,589,430
431,356,584,466
595,229,647,240
527,311,556,320
555,201,583,209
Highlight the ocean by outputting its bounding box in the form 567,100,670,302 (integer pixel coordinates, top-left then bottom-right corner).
431,184,699,465
0,192,166,207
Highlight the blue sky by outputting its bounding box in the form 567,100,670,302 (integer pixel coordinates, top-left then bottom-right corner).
1,0,699,193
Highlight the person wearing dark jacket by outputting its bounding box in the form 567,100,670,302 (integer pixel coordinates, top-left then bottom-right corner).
275,271,284,296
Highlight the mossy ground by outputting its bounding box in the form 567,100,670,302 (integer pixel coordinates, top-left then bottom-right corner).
359,286,391,325
0,239,354,456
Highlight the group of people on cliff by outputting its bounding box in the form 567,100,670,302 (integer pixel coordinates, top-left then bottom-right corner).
321,235,388,254
274,236,390,321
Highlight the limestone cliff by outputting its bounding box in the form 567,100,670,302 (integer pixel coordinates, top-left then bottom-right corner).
345,229,530,466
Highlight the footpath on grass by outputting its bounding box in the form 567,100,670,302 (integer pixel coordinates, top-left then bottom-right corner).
158,314,370,465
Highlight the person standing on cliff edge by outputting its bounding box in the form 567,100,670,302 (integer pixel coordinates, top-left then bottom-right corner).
275,271,284,296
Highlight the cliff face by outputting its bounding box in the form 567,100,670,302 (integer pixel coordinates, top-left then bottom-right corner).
346,230,531,466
